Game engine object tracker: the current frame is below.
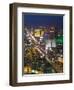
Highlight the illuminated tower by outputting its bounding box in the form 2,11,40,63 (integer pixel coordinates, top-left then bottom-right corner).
44,26,56,52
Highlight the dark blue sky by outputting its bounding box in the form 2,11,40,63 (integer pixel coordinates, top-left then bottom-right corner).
23,13,63,30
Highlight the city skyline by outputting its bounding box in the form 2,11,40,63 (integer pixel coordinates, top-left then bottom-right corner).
23,13,63,74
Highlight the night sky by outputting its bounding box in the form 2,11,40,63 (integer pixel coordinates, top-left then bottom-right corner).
23,13,63,30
